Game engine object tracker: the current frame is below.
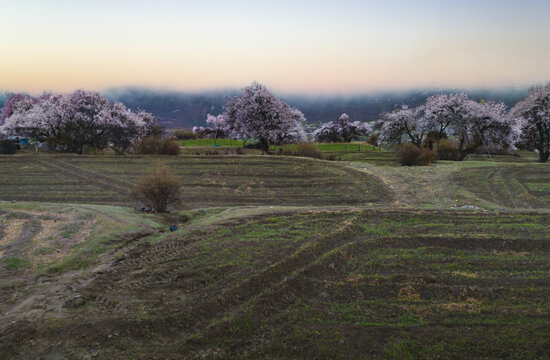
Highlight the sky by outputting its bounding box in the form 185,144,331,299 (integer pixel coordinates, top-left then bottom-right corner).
1,0,550,94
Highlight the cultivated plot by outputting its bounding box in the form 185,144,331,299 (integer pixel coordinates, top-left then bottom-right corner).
2,208,549,359
453,164,550,209
0,155,393,207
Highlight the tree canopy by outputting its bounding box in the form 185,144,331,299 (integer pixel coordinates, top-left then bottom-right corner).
312,113,370,143
0,90,155,154
223,82,307,150
510,84,550,162
378,93,518,160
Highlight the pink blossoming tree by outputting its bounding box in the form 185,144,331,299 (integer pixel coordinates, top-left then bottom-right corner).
192,114,230,144
380,106,428,147
510,84,550,162
223,82,307,151
0,93,38,126
0,90,155,154
313,113,370,143
379,93,517,160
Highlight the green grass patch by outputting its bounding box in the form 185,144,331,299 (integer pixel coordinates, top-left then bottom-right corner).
3,257,30,270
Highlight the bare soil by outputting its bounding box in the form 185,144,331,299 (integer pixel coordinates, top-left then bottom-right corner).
2,208,549,359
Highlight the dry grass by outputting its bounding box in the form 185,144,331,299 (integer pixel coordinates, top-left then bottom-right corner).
398,286,422,302
452,271,479,278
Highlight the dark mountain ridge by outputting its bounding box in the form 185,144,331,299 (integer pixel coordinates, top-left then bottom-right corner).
104,87,529,128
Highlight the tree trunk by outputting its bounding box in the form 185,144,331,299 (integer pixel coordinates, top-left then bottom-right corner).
458,142,472,161
259,138,269,152
459,143,482,161
540,151,550,163
536,122,549,163
75,141,83,155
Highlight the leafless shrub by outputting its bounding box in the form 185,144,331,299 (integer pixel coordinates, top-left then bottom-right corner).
133,165,182,212
398,144,437,166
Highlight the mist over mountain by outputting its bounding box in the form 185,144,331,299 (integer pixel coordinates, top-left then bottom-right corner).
104,87,529,128
1,87,529,129
103,88,237,128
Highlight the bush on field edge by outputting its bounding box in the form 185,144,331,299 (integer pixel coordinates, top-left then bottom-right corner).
133,165,182,212
398,143,437,166
173,130,196,140
133,136,181,155
437,139,460,161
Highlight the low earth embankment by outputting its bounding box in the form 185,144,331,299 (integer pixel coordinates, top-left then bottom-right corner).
1,203,549,359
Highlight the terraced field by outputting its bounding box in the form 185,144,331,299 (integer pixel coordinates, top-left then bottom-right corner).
0,155,393,207
1,151,549,358
453,164,550,208
2,206,549,359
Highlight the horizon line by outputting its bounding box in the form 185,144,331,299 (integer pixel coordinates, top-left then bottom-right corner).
0,83,541,99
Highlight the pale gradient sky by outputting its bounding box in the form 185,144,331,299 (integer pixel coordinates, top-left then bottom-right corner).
1,0,550,94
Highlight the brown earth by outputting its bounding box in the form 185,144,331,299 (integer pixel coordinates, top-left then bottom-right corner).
2,208,549,359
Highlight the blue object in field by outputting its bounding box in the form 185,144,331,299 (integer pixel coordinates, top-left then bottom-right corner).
19,139,29,145
212,144,221,147
170,225,178,232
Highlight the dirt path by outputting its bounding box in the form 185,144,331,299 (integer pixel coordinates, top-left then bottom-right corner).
0,229,155,333
347,162,498,209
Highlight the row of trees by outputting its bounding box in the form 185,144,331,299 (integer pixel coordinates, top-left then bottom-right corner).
511,85,550,162
192,82,373,150
377,93,516,161
191,82,550,162
191,83,523,160
312,113,370,143
2,82,549,162
0,90,156,154
377,85,550,162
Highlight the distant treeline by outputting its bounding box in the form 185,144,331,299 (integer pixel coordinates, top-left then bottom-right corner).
1,87,529,129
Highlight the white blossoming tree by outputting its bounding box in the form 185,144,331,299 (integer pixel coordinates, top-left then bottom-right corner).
223,82,307,151
313,113,370,143
379,105,429,147
0,90,155,154
510,84,550,162
378,93,517,160
450,99,516,160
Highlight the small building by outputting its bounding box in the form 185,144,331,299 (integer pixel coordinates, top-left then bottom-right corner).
7,136,29,149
